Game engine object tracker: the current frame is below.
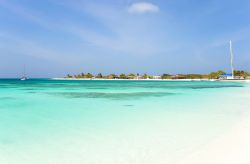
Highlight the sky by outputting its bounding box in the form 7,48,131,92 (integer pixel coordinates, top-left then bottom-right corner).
0,0,250,78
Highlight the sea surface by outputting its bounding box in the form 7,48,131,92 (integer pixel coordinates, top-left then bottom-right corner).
0,79,249,164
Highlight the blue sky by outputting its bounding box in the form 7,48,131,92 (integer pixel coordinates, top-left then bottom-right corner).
0,0,250,77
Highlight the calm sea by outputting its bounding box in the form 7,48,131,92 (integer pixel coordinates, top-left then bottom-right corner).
0,79,249,164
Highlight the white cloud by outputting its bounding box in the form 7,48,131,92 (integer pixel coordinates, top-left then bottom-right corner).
128,2,159,14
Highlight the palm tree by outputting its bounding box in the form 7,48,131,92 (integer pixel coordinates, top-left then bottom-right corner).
85,73,93,78
128,73,136,79
66,74,73,78
119,74,127,79
80,73,85,78
161,74,171,79
234,70,249,78
96,73,103,78
142,73,148,79
208,70,226,79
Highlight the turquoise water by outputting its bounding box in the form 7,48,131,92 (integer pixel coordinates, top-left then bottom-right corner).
0,79,249,164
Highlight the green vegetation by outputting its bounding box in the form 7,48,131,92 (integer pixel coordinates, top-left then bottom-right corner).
104,74,118,79
96,73,103,78
66,74,73,78
161,74,172,79
142,73,153,79
234,70,249,78
85,73,93,78
208,70,226,79
127,73,136,79
65,70,249,80
119,74,127,79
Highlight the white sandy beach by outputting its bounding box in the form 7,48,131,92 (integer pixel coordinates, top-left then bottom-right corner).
178,88,250,164
178,113,250,164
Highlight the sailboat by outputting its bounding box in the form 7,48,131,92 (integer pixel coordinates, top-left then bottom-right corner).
20,65,28,81
217,41,236,81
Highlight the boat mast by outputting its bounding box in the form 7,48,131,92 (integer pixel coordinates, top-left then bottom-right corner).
229,40,234,79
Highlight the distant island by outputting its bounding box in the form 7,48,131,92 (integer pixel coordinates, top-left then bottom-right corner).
62,70,250,80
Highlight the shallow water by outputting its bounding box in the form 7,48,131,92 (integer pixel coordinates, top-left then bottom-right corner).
0,79,249,164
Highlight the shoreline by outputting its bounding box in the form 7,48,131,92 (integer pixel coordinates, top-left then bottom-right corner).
52,78,208,81
51,78,250,82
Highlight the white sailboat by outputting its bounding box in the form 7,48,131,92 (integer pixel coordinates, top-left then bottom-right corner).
20,65,28,81
217,41,236,80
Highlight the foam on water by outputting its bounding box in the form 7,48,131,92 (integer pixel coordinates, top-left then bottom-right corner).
0,79,249,164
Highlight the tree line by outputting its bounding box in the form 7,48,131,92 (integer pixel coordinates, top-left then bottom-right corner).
65,70,250,79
